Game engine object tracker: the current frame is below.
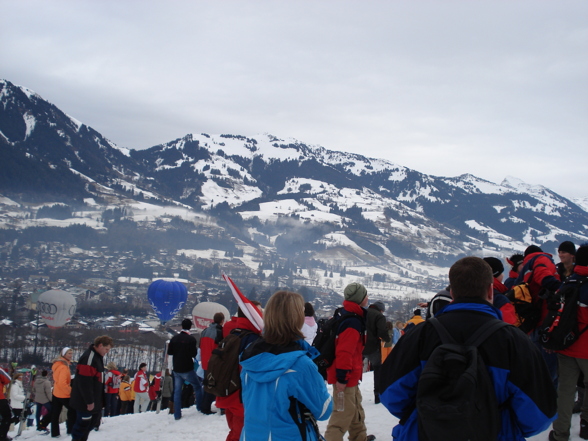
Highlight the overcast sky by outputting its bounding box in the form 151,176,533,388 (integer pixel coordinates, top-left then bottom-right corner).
2,1,587,199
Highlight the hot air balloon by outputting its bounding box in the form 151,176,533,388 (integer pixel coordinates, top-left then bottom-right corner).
37,289,76,329
192,302,230,330
147,280,188,323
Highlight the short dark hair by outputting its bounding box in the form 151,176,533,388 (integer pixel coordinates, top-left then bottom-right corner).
41,370,48,377
94,335,114,348
449,257,493,299
139,362,147,370
181,318,192,330
576,244,588,266
213,312,225,324
304,302,315,317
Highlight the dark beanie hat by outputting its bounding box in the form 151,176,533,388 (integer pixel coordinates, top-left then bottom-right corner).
181,318,192,330
414,309,421,316
371,301,385,313
524,245,542,257
576,244,588,266
344,283,367,304
506,254,524,269
483,257,504,278
558,241,576,256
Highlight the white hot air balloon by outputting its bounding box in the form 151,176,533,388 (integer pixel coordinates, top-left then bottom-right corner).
37,289,77,329
192,302,230,330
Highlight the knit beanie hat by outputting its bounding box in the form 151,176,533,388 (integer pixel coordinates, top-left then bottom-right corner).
344,283,367,305
506,254,524,269
575,244,588,266
61,347,72,357
371,301,385,312
524,245,542,257
558,241,576,256
483,257,504,278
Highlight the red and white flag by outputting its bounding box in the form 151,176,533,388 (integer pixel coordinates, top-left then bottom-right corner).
222,274,264,331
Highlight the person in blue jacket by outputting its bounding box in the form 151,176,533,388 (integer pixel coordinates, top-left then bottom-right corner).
378,256,557,441
240,290,333,441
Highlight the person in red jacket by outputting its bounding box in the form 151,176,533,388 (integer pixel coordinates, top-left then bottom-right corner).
199,312,225,415
483,257,517,325
216,305,261,441
0,367,12,441
549,244,588,441
325,283,375,441
521,245,562,386
104,362,122,417
133,363,150,413
504,253,524,289
147,371,161,411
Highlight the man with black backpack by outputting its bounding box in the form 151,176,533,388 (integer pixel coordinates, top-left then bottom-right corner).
324,283,375,441
548,243,588,441
379,256,557,441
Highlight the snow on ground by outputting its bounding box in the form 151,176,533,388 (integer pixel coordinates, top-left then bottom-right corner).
9,371,569,441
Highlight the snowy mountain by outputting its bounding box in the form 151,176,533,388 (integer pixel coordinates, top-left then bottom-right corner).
1,78,587,289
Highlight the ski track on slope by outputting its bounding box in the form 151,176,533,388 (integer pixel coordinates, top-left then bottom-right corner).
9,372,577,441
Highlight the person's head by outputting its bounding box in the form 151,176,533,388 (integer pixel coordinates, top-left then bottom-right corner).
449,257,493,301
344,283,368,307
304,302,315,317
558,241,576,267
123,375,130,382
395,321,404,329
483,257,504,281
181,318,193,330
237,300,263,318
139,362,147,371
41,370,48,377
94,335,113,357
386,321,393,330
61,347,73,361
575,244,588,267
506,254,524,273
106,361,117,370
263,290,305,346
371,301,385,313
524,245,542,257
13,373,22,382
213,312,225,325
413,309,421,316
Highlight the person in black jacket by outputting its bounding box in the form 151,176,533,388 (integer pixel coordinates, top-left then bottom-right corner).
362,301,390,404
167,318,203,420
379,257,557,441
70,335,113,441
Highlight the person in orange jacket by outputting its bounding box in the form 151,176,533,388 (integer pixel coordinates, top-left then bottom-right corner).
118,375,133,415
50,347,76,438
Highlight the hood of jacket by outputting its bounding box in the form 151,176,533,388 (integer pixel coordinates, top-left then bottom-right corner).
240,339,309,384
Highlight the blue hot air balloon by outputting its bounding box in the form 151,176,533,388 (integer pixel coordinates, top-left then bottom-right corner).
147,280,188,323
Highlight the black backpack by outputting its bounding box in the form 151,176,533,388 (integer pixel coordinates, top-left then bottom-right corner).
203,328,252,397
416,318,508,441
538,276,588,351
312,308,363,379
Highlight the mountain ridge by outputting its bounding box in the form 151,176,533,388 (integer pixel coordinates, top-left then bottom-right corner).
1,78,587,283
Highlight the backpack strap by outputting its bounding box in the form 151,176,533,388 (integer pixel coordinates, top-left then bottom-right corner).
465,320,509,347
429,317,509,347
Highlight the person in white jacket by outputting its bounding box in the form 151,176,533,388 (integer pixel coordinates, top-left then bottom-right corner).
9,374,26,429
301,302,318,345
